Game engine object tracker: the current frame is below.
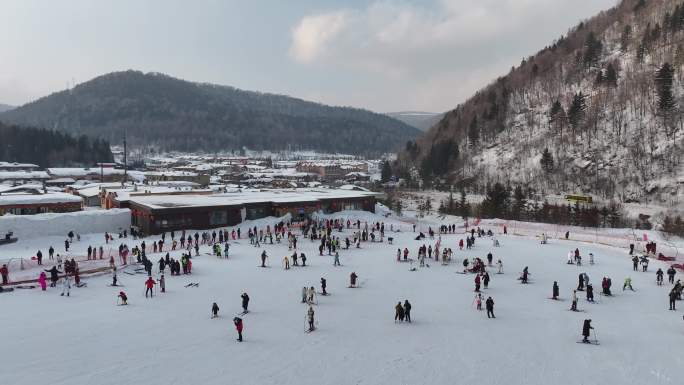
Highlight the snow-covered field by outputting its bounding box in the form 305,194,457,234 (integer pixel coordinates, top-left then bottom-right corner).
2,212,683,385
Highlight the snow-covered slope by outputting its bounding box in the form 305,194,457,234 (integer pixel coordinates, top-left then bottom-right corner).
2,212,682,385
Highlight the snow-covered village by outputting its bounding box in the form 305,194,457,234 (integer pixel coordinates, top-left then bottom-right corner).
2,1,684,385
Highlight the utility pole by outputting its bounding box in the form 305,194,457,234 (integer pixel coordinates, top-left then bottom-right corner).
123,128,128,187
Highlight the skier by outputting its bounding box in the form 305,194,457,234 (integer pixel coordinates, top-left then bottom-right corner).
497,260,503,274
669,289,677,311
211,302,219,318
586,283,594,302
656,268,664,286
158,274,165,293
241,292,250,313
394,302,405,322
475,293,483,310
301,253,307,267
632,255,639,271
320,278,327,295
577,273,585,291
623,277,634,291
350,272,358,288
145,276,155,298
485,296,495,318
667,266,677,284
403,300,412,323
61,274,71,297
307,306,315,332
552,281,560,300
474,274,481,292
234,317,243,341
520,267,529,284
570,290,578,311
589,253,595,265
118,291,128,305
283,255,290,270
581,319,593,343
301,286,308,303
111,266,118,286
307,286,315,304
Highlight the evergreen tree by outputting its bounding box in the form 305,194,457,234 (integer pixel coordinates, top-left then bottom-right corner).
459,190,470,221
583,32,603,67
468,116,479,147
512,186,526,221
655,62,675,114
380,160,392,183
567,92,587,135
481,183,510,218
540,148,554,173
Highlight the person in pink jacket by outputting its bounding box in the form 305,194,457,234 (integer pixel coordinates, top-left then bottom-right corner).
38,272,47,291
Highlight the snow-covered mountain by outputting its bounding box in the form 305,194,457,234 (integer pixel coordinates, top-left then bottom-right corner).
400,0,684,207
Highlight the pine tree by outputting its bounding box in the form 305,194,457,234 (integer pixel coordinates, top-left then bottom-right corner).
481,183,510,218
540,148,554,173
459,190,470,221
567,92,587,135
424,197,433,216
468,116,479,147
655,62,675,114
380,160,392,183
512,186,526,221
583,32,603,67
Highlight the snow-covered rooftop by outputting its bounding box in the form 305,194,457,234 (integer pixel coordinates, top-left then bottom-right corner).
128,188,379,210
0,192,83,206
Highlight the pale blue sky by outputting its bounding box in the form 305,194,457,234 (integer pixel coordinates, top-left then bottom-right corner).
0,0,616,112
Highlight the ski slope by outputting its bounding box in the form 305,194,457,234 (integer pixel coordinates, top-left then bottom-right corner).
1,214,682,385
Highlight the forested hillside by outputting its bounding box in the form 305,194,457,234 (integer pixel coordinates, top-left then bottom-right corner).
399,0,684,206
0,122,113,167
0,71,420,156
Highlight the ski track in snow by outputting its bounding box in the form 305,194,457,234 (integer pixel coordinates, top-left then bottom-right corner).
1,218,682,385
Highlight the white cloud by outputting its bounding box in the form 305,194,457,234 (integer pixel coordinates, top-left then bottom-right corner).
289,10,348,64
288,0,616,111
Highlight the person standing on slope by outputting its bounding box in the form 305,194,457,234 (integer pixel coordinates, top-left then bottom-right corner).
394,302,404,322
241,293,250,313
212,302,219,318
234,317,243,341
570,290,578,311
552,281,560,300
307,306,315,332
403,300,412,323
145,276,155,298
61,274,71,297
350,272,358,287
486,297,495,318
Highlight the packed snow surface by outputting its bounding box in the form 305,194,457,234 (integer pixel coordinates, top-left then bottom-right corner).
1,212,682,385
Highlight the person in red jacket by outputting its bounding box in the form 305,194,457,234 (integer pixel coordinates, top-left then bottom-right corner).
145,277,156,298
0,264,8,285
233,317,243,342
474,274,481,292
